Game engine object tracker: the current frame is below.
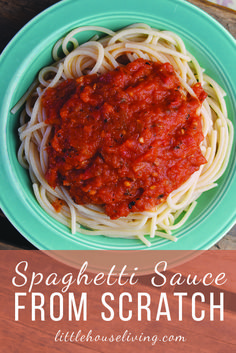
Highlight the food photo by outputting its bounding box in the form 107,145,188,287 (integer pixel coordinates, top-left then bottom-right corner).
0,0,235,250
1,2,236,353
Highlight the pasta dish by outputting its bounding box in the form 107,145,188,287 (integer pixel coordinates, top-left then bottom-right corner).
15,24,233,246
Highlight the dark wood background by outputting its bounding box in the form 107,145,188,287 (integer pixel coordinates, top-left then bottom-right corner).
0,0,235,249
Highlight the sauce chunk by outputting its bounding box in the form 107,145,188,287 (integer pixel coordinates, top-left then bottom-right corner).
42,58,207,219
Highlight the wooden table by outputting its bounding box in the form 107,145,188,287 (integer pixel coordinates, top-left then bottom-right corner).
0,0,235,250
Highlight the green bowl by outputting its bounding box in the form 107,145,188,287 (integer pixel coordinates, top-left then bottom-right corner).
0,0,235,250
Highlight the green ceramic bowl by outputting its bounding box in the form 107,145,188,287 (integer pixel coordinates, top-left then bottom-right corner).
0,0,235,250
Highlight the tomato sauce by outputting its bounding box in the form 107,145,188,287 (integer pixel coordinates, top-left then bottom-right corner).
42,58,207,219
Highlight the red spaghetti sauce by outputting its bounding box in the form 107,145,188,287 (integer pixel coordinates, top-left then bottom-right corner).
42,58,207,219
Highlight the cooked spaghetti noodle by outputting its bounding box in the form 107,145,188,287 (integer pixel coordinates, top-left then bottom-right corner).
16,24,233,246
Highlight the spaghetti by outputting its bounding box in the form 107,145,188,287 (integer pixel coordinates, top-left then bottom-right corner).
16,24,233,246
